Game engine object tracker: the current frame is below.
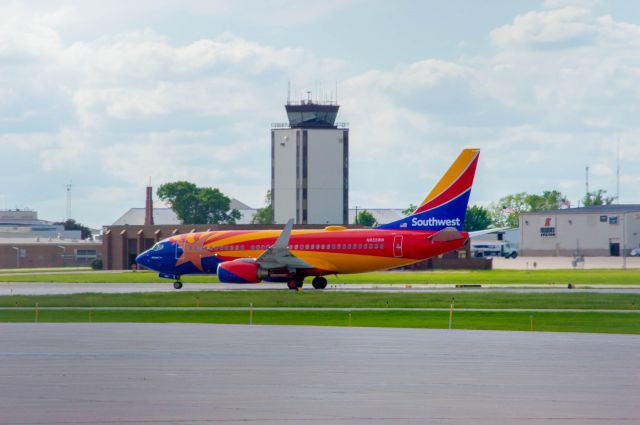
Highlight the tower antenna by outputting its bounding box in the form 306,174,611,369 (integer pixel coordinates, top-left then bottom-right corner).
585,165,589,200
65,182,72,220
616,138,620,203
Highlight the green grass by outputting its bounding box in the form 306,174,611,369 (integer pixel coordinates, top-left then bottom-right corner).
333,269,640,285
1,291,638,310
0,267,92,274
1,268,640,285
1,309,637,334
2,291,637,334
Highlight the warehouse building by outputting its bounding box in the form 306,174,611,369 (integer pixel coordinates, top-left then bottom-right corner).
520,205,640,256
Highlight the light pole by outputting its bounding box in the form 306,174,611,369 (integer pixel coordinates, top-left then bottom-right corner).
622,214,627,270
11,247,19,268
57,245,66,267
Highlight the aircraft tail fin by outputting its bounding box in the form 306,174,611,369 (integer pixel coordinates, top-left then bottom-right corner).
378,148,480,231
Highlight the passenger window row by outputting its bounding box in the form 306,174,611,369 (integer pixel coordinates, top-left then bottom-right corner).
189,243,385,252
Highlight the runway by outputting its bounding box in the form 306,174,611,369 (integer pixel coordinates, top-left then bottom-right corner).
0,324,638,424
2,281,640,295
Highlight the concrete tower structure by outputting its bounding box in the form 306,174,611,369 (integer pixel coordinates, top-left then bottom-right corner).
271,94,349,224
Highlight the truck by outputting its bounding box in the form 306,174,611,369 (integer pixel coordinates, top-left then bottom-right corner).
471,241,518,259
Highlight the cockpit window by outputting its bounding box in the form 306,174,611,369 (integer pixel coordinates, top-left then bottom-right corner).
153,243,164,251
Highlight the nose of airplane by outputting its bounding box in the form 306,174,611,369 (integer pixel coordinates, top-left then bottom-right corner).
136,251,150,269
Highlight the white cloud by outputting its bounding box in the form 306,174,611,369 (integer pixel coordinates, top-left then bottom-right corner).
491,7,596,49
39,128,89,171
3,1,640,225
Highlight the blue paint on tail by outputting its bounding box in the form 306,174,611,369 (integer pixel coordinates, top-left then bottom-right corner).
378,190,470,231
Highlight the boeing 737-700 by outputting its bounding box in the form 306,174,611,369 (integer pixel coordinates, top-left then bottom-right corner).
136,148,485,289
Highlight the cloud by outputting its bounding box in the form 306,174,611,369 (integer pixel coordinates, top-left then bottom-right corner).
491,5,640,50
3,1,640,224
490,7,597,49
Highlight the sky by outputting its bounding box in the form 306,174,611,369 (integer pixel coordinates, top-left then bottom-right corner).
2,0,640,228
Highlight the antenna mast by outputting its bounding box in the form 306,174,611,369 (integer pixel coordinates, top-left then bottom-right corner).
616,139,620,203
585,166,589,199
65,182,72,220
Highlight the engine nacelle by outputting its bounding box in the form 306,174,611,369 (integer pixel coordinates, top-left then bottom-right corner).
217,259,263,284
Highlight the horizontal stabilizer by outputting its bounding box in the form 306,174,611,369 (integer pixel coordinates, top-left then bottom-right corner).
468,227,510,239
428,227,464,242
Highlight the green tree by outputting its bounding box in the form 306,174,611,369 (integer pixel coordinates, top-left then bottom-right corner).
463,205,492,231
251,190,273,224
402,203,417,216
54,219,92,240
489,190,566,228
525,190,563,211
583,189,615,206
355,210,377,227
157,181,241,224
488,192,530,228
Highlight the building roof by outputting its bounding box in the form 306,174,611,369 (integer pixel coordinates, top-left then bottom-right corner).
111,199,256,226
112,208,181,226
522,204,640,215
229,198,253,210
0,237,101,246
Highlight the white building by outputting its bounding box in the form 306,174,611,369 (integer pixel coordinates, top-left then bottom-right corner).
520,205,640,256
271,98,348,225
0,209,81,240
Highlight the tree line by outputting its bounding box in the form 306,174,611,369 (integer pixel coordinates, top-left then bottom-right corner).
145,181,618,230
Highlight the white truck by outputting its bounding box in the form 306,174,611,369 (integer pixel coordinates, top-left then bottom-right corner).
471,241,518,259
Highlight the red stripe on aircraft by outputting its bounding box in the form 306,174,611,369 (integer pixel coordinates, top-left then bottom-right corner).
414,155,478,214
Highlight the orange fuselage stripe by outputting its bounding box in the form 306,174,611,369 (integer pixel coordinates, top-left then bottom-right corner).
169,228,467,275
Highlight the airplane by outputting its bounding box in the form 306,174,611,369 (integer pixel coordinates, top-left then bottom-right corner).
136,148,486,290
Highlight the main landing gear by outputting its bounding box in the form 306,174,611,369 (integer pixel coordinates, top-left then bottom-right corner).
173,281,183,290
287,277,304,290
312,276,328,290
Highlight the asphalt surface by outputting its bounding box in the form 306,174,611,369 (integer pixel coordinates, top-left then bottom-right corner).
0,324,638,424
2,282,640,295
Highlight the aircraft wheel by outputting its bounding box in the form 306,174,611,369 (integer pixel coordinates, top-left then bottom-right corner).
287,280,298,290
312,276,327,289
173,281,183,290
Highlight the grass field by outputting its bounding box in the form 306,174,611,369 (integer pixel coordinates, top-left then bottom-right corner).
1,291,638,334
0,309,636,334
1,291,638,310
0,267,91,274
2,269,638,333
1,268,640,285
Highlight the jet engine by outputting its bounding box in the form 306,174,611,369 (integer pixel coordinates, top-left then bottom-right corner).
217,259,265,284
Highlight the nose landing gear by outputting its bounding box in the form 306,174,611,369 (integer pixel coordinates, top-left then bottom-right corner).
173,281,183,290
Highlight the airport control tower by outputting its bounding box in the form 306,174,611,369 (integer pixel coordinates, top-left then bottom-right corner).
271,93,349,224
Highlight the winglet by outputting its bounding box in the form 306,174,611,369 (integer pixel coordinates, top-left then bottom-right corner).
257,219,312,270
272,218,294,249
